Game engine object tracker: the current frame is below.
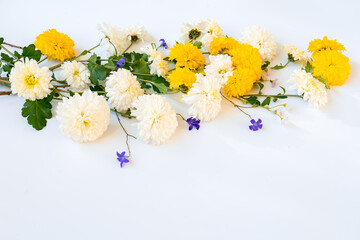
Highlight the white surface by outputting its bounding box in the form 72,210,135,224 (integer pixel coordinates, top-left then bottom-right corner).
0,0,359,239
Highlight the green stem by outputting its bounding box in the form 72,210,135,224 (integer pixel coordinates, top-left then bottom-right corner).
202,52,210,54
115,112,136,159
176,113,186,121
111,108,135,119
38,56,47,64
271,59,292,70
241,94,302,98
1,44,17,59
221,92,252,119
122,41,134,54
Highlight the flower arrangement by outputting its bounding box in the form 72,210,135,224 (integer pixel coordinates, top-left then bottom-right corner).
0,20,351,167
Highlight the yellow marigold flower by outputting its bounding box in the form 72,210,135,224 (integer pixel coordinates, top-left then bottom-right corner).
229,44,262,80
210,37,240,55
308,36,345,54
35,29,75,61
224,67,259,97
312,49,350,86
168,42,205,70
167,67,197,90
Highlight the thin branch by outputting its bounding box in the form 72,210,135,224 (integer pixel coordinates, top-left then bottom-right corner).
0,91,12,96
3,42,23,49
221,92,252,119
115,112,136,159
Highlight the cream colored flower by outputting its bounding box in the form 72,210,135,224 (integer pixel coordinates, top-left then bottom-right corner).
182,74,222,121
60,60,91,90
240,25,277,62
204,54,233,85
56,91,110,143
132,94,178,145
98,22,128,55
181,20,207,42
141,44,170,77
288,69,328,108
283,44,311,65
125,25,149,42
9,58,52,100
105,68,144,111
201,20,225,51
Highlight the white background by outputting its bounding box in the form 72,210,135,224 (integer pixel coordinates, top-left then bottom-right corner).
0,0,359,239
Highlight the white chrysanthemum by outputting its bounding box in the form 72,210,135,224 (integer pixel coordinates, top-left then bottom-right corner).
288,69,328,108
181,20,207,42
105,68,144,111
201,20,225,51
132,95,178,145
240,25,277,62
56,91,110,143
182,74,222,121
204,54,234,85
9,58,52,101
141,44,170,77
125,25,149,42
60,61,91,91
98,22,128,55
283,44,311,65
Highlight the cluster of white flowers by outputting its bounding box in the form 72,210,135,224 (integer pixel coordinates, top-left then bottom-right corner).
105,68,144,111
56,91,110,143
9,58,52,101
288,69,328,108
98,23,150,55
240,25,277,62
182,74,222,122
132,95,178,145
141,44,170,78
283,44,311,65
60,61,91,90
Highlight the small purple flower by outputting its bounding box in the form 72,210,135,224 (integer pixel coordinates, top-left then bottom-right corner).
116,151,129,168
115,57,126,69
271,78,278,88
159,39,168,49
186,117,200,131
249,118,263,131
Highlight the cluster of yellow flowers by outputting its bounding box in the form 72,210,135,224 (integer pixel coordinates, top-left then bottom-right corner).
308,36,350,86
168,33,262,97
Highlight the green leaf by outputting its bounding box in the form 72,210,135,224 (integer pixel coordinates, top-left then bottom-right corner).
192,41,202,49
21,92,54,130
261,97,271,106
261,61,270,70
87,53,99,65
271,64,285,70
280,86,286,94
3,64,12,74
90,85,106,95
245,96,260,106
1,53,14,63
316,75,330,89
22,44,42,61
88,62,107,85
254,82,264,94
0,37,4,45
304,61,313,73
148,76,169,93
131,58,150,75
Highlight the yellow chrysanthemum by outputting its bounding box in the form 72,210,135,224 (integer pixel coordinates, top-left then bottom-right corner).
229,44,262,80
35,29,75,61
209,37,240,55
167,67,197,90
224,67,259,97
308,36,345,54
168,42,205,70
312,49,350,86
